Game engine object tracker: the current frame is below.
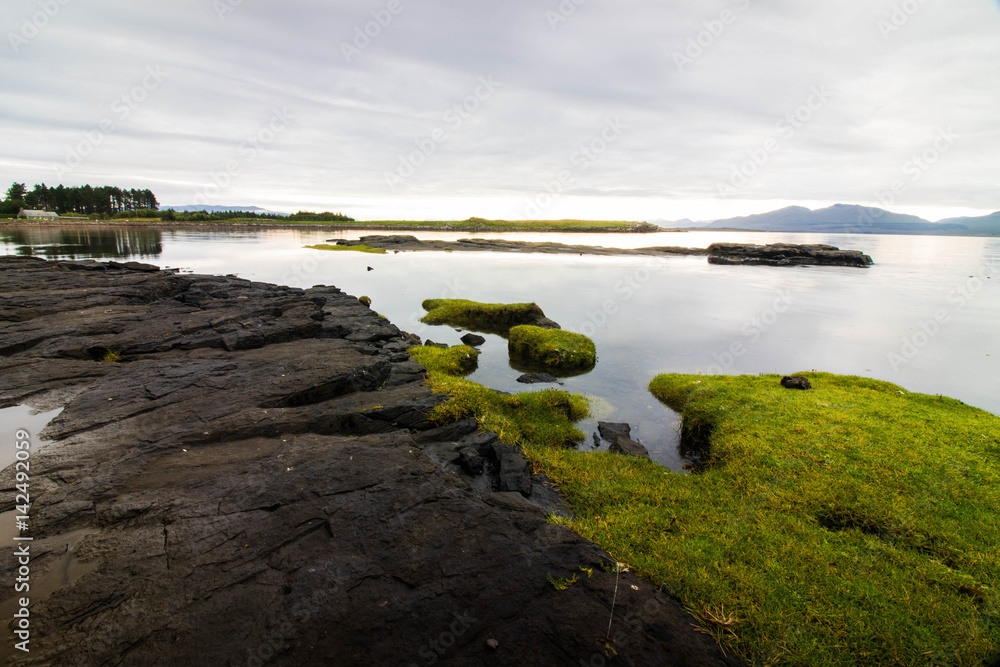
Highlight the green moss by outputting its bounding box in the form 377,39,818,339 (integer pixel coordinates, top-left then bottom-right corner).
100,349,123,363
408,346,589,447
420,299,551,336
408,344,479,377
524,372,1000,666
305,244,387,254
358,296,372,307
508,325,596,372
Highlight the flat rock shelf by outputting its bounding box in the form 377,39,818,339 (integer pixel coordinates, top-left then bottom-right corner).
0,256,739,666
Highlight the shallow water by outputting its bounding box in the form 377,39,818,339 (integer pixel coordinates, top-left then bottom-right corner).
2,226,998,470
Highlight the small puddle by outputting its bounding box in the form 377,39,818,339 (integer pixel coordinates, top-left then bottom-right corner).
0,527,101,660
0,405,62,472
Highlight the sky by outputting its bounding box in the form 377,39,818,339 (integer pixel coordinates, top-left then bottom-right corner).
1,0,998,222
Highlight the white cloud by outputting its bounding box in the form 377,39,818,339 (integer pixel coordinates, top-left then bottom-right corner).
1,0,997,221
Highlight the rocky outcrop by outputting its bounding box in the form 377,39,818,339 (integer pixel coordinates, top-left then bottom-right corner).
707,243,873,267
331,236,874,268
0,257,739,666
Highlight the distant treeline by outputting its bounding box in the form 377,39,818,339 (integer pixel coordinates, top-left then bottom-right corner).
0,182,354,223
154,210,355,222
1,182,158,216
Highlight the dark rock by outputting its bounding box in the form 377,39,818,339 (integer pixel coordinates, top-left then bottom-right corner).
598,421,632,443
517,372,561,384
458,445,485,475
610,437,651,459
707,243,873,268
781,376,813,390
413,418,480,444
460,333,487,347
424,339,449,348
0,256,743,667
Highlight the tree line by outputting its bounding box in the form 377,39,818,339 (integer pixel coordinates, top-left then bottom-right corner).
1,182,159,216
0,182,354,222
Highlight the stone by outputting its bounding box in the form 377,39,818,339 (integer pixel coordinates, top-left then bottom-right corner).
517,373,561,384
460,333,487,347
781,376,813,390
598,422,632,443
610,437,651,459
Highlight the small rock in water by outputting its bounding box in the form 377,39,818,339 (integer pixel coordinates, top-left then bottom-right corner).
517,373,561,384
367,266,374,272
486,638,499,650
461,333,487,347
781,376,812,390
609,437,650,459
597,422,631,443
424,340,449,349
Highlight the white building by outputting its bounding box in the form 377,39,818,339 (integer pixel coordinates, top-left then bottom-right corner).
17,208,60,219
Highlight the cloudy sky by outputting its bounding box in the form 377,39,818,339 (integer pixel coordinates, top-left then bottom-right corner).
1,0,998,221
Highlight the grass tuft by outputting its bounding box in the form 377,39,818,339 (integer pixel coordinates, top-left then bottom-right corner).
305,243,387,254
524,372,1000,666
409,345,589,447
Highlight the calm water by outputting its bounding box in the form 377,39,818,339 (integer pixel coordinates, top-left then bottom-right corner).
2,226,998,471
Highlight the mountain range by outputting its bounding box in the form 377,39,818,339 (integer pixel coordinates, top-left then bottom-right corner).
699,204,1000,236
164,205,287,216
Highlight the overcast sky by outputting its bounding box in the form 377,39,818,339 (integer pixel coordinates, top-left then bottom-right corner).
1,0,998,221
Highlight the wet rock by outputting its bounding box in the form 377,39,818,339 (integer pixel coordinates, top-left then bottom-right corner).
517,372,561,384
424,340,449,348
0,256,743,667
460,333,487,347
707,243,873,268
598,422,632,443
610,437,651,459
781,376,813,390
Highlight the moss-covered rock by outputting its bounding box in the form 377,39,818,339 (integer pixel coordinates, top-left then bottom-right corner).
508,325,596,372
420,299,559,336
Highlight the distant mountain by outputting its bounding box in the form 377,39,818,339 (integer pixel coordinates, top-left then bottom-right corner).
164,205,287,216
704,204,998,236
648,218,707,229
935,211,1000,236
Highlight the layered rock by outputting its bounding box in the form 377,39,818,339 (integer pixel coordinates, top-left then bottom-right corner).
0,257,738,666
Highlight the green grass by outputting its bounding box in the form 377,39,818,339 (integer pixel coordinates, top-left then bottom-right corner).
508,325,596,372
407,344,479,377
421,299,551,336
523,372,1000,666
408,345,589,447
305,243,387,254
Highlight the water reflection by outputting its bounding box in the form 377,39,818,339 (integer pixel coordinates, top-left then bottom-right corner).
0,227,162,260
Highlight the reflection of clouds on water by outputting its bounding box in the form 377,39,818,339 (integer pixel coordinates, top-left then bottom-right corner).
6,227,999,448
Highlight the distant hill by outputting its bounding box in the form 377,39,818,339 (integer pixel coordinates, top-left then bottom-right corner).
164,205,287,216
704,204,1000,236
936,211,1000,236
